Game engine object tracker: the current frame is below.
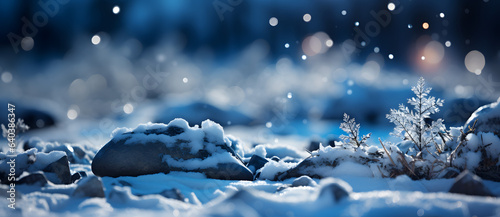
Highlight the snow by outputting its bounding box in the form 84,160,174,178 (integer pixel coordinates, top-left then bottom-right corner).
1,166,500,217
162,152,242,170
332,161,373,177
253,145,267,158
111,118,226,156
259,161,297,180
33,151,66,169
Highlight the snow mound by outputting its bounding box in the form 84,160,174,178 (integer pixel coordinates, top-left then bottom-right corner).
465,101,500,135
92,118,253,180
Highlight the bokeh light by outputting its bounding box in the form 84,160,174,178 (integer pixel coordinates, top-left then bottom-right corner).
465,50,486,75
422,22,429,29
269,17,278,26
91,35,101,45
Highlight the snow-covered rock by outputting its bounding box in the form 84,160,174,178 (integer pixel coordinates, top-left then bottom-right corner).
23,138,95,164
246,154,268,174
17,171,48,186
292,175,317,187
42,154,71,184
449,170,494,197
91,118,253,180
0,149,71,184
465,101,500,135
317,178,352,203
276,146,378,180
72,176,105,198
71,171,87,183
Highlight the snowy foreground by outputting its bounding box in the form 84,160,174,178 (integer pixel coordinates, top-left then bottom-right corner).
2,171,500,217
1,117,500,217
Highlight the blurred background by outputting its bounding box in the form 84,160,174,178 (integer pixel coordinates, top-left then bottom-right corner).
1,0,499,148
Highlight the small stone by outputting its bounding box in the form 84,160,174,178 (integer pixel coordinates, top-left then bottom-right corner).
246,155,269,174
449,170,494,197
42,155,71,184
307,141,321,152
159,188,185,201
71,171,87,183
318,178,351,202
440,168,460,179
73,176,105,198
292,175,317,187
17,172,48,186
270,156,280,162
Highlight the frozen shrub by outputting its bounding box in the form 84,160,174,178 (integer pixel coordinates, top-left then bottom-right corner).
339,113,371,148
386,77,445,153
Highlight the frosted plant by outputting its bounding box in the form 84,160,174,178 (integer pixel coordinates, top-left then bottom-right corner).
1,119,30,138
386,77,445,152
340,113,371,148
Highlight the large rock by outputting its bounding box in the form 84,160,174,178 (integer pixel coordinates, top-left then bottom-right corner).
449,170,494,197
72,176,105,198
92,119,253,180
464,101,500,135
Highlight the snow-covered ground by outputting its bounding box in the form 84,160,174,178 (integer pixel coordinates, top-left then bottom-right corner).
2,170,500,217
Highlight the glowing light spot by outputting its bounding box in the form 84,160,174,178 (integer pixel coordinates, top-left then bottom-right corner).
374,47,380,53
465,50,486,75
417,209,425,216
355,21,359,26
266,122,272,128
113,6,120,14
123,103,134,114
67,109,78,120
302,32,331,56
341,10,347,16
408,24,413,29
347,89,352,95
1,72,12,83
422,41,445,64
302,55,307,60
182,77,188,83
361,41,366,47
402,79,409,85
445,41,451,47
325,39,333,47
422,22,429,29
388,54,394,59
287,92,293,99
347,80,354,86
439,13,445,18
388,3,396,11
285,43,290,48
303,14,311,22
91,35,101,45
21,37,34,51
269,17,278,26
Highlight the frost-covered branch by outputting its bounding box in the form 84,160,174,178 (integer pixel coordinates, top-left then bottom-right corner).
387,77,445,152
1,118,29,138
340,113,371,148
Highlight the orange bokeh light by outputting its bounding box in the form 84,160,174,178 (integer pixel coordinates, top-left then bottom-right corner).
422,22,429,29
